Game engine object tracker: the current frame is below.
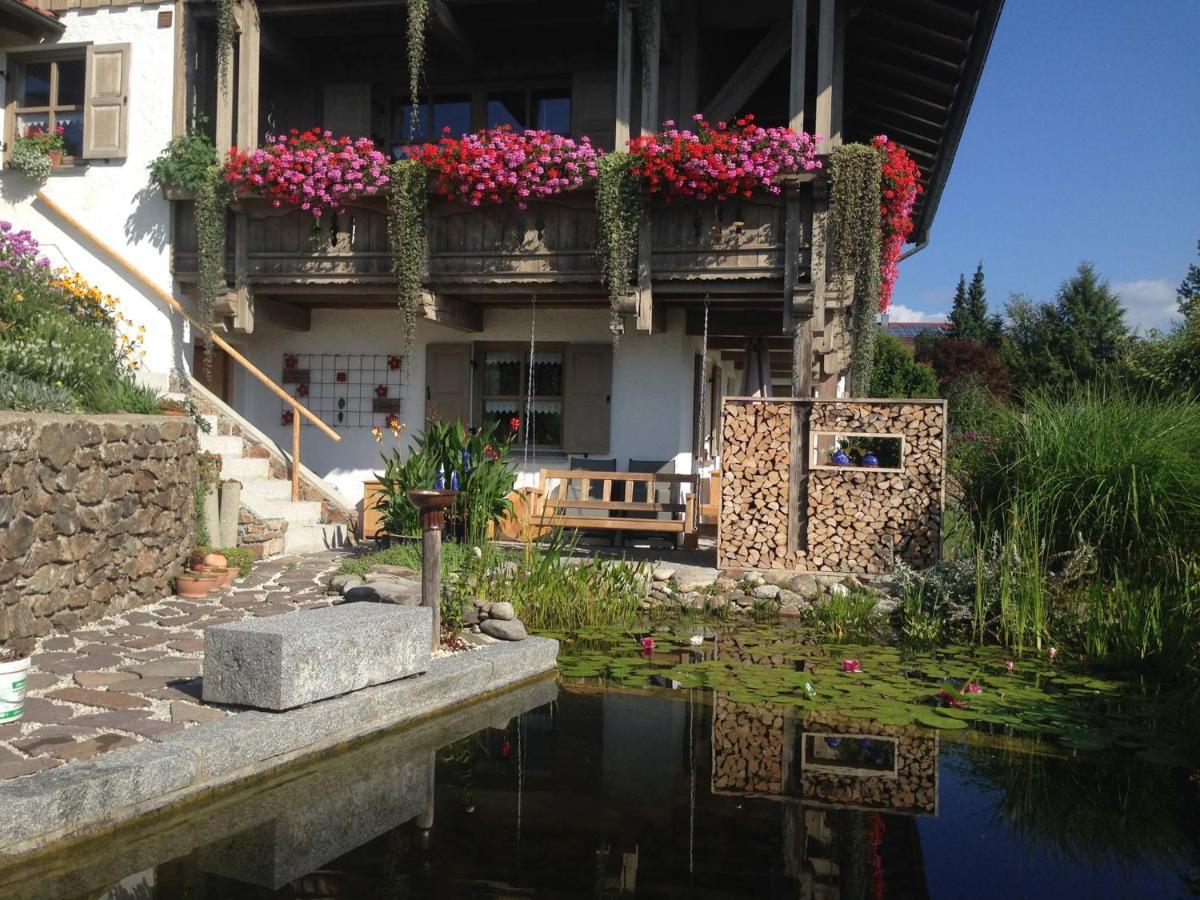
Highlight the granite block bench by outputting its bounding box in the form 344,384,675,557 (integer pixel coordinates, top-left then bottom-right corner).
203,604,432,711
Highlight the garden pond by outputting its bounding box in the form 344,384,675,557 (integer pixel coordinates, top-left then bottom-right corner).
2,620,1198,899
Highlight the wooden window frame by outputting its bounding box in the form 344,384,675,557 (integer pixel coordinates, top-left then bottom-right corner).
484,83,572,134
473,341,568,451
5,44,90,168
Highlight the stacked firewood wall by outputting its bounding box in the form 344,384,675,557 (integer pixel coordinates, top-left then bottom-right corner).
710,637,789,795
719,399,945,573
800,711,938,815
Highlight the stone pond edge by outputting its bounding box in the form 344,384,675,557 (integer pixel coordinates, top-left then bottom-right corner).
0,636,559,857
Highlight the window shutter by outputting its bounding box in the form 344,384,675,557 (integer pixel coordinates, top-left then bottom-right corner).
83,43,130,160
563,344,612,454
425,344,471,425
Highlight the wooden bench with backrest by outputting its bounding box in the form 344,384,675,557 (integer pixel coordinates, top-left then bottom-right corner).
534,469,699,536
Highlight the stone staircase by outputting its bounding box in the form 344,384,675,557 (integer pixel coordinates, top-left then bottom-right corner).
173,376,356,557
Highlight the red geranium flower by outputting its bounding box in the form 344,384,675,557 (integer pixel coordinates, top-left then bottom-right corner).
509,416,521,433
374,384,387,399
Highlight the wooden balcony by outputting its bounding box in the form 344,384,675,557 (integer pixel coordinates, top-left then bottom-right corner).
169,190,803,298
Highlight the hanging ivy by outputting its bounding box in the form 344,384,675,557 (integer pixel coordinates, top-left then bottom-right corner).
635,0,660,88
595,152,643,341
407,0,429,136
194,166,230,370
830,143,883,396
216,0,236,93
386,159,429,351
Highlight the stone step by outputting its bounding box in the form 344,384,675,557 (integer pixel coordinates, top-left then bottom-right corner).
244,497,325,526
199,433,245,457
241,477,294,500
284,522,349,555
221,456,270,481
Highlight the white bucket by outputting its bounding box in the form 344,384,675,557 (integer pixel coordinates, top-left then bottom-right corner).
0,655,31,724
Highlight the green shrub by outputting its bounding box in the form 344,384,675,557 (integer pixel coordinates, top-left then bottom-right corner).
148,118,218,193
868,332,939,398
216,547,255,578
0,371,77,412
806,587,879,638
79,373,161,414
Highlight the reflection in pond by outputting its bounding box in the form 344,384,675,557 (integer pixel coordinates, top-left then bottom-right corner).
3,622,1200,899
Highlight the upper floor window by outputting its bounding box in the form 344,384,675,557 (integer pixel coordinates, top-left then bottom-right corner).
486,88,571,134
393,93,471,151
6,44,131,164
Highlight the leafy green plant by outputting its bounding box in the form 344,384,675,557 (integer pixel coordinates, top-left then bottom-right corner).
9,140,53,181
215,546,255,578
193,451,221,547
868,332,939,399
406,0,428,135
386,159,428,350
830,143,883,395
806,587,879,638
148,117,218,193
194,167,230,345
216,0,236,91
595,152,642,340
0,371,77,412
80,373,161,414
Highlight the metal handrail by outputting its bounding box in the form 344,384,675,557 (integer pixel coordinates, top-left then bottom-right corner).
35,190,341,502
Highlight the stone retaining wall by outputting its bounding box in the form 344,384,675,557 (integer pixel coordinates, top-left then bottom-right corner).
719,399,945,574
0,414,197,649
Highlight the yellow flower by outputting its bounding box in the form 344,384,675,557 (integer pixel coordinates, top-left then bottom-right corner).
371,426,383,442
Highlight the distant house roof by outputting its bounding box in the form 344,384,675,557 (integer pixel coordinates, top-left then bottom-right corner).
886,321,950,341
0,0,63,37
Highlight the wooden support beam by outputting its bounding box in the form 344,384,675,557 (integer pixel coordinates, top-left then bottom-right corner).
214,1,237,155
236,0,261,150
787,0,807,132
429,0,478,68
635,207,654,332
704,23,790,124
419,290,483,332
256,297,311,331
638,0,660,136
614,0,634,148
814,0,836,153
678,12,699,119
171,0,188,138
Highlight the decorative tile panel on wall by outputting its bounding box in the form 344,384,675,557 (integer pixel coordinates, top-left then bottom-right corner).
280,353,406,430
719,398,946,574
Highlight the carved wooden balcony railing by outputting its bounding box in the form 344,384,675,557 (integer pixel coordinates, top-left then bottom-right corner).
169,191,803,292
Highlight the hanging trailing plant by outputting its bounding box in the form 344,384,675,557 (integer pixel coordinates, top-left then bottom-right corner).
635,0,660,88
216,0,236,93
386,159,429,351
829,143,883,396
194,165,230,368
595,152,642,340
407,0,429,136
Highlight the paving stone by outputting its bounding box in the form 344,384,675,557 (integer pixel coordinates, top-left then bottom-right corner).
167,639,206,653
13,728,97,755
47,688,152,711
222,596,260,610
147,681,204,703
252,606,294,618
0,722,22,740
36,654,124,675
0,757,62,780
170,701,227,724
73,671,140,689
123,649,169,661
0,746,25,765
203,604,432,710
122,659,202,678
22,673,60,691
29,652,74,667
115,626,167,638
123,611,160,625
121,635,171,650
157,615,196,628
69,710,151,730
108,676,172,694
50,733,137,762
41,637,75,651
20,697,78,725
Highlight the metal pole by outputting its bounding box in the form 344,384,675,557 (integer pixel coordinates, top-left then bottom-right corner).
420,507,443,652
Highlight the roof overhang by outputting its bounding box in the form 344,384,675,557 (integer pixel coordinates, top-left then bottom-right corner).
0,0,64,40
844,0,1004,244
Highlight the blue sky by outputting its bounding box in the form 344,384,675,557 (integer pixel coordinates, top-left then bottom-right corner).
894,0,1200,331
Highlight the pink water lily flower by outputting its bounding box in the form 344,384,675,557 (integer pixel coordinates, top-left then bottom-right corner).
1048,647,1058,662
640,637,656,651
841,659,862,673
965,681,982,694
1004,660,1015,674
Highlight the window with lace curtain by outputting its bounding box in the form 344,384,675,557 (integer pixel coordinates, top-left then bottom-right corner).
480,348,564,448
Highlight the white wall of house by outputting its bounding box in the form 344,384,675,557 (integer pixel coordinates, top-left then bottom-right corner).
229,307,702,503
0,3,182,390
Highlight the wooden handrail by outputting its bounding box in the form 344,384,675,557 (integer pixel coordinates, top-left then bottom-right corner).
35,190,341,502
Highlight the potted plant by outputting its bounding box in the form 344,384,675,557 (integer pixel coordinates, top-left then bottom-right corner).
0,646,31,724
148,116,218,200
10,124,66,181
158,398,189,417
175,572,215,598
196,564,236,588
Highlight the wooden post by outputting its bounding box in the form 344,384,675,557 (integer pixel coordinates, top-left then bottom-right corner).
171,0,189,138
638,0,659,137
236,0,260,151
291,413,301,502
614,0,634,148
408,489,457,652
788,0,808,133
814,0,836,154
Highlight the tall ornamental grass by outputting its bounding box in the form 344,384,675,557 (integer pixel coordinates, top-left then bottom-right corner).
954,387,1200,664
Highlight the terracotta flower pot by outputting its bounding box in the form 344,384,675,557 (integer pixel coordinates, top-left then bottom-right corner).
199,565,236,589
176,575,213,598
204,552,228,569
48,150,63,168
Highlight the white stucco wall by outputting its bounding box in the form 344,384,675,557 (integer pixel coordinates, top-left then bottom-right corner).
0,4,182,389
230,307,702,503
